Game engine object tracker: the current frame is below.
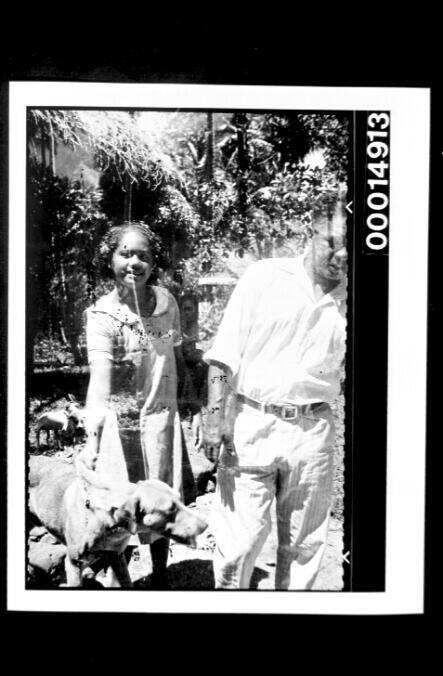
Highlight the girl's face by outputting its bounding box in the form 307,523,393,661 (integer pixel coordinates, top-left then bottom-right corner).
111,229,154,290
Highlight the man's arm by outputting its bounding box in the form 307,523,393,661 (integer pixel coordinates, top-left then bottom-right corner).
201,265,263,462
202,360,237,463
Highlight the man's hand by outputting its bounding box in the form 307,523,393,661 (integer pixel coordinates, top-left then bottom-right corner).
202,431,237,466
201,426,224,464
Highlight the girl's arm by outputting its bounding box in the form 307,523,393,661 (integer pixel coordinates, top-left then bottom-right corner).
79,358,112,469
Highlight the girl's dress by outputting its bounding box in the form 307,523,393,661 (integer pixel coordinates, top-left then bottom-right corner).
85,285,195,527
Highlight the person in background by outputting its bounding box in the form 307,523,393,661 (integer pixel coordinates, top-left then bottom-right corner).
202,200,347,590
180,293,200,360
179,293,208,431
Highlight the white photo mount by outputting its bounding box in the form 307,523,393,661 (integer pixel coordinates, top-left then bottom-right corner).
8,83,429,614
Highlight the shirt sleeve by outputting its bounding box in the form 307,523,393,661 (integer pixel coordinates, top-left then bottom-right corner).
85,309,115,363
204,262,265,376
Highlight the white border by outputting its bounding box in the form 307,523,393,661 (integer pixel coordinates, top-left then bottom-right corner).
8,82,430,614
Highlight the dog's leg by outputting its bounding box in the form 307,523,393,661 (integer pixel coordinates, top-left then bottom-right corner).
79,566,105,589
106,552,133,588
64,556,83,587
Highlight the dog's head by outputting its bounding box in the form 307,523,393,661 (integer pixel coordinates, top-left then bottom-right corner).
73,461,207,552
66,404,86,431
131,480,207,549
73,460,138,555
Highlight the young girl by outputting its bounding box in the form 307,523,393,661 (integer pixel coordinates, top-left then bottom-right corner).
80,221,199,588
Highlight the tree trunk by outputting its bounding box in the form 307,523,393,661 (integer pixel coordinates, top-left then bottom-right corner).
48,117,56,176
206,112,214,182
39,122,46,168
59,321,69,346
122,111,137,222
235,112,248,213
68,332,83,365
234,112,249,244
51,230,70,352
204,112,214,227
123,173,132,221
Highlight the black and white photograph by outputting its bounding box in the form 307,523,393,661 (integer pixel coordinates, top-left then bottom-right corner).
7,83,430,614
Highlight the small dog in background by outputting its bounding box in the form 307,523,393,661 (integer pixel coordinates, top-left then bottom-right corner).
64,403,86,443
36,402,86,450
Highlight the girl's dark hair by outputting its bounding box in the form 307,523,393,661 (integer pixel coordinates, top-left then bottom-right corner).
94,221,162,279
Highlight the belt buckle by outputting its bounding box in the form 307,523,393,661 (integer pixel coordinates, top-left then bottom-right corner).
281,405,298,421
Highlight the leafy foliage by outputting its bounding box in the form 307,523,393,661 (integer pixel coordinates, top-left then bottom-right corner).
29,110,177,185
28,160,109,362
154,111,349,271
28,108,350,363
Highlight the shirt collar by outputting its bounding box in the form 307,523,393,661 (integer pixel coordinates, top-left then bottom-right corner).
89,285,170,324
277,253,345,308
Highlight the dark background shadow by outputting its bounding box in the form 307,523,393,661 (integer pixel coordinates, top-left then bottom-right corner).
135,559,214,590
134,560,270,590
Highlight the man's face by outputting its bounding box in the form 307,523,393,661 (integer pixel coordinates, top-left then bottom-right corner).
311,233,347,286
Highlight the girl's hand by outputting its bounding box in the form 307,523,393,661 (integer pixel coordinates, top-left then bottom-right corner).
77,407,107,470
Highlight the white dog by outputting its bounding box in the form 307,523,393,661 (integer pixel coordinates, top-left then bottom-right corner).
36,403,85,450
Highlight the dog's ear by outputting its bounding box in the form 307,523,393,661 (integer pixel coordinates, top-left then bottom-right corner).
109,504,137,534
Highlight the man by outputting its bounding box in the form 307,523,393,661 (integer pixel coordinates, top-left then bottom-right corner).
202,201,347,590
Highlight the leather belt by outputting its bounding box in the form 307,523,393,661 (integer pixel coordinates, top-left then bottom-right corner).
237,393,325,421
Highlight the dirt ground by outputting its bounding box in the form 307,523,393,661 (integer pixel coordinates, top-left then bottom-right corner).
28,392,345,591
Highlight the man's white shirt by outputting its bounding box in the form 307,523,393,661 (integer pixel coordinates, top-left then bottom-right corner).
204,254,346,405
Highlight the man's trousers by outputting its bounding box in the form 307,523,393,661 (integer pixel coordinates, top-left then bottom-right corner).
210,401,336,590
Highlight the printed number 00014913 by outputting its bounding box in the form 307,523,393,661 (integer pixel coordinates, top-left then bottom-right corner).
366,112,390,252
